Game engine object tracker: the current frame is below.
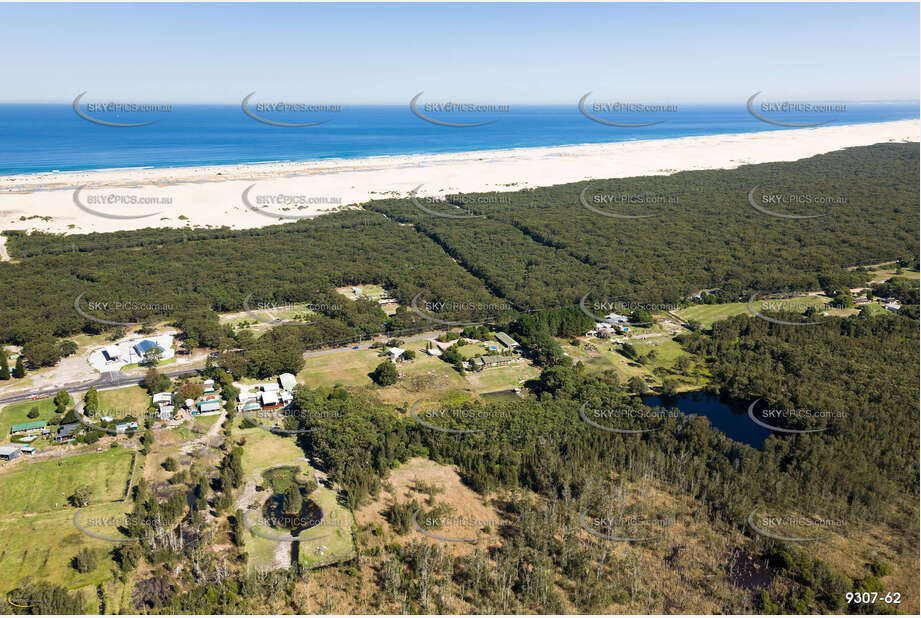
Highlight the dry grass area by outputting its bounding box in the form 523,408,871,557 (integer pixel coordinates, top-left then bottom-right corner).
804,519,919,614
355,457,502,558
349,464,787,614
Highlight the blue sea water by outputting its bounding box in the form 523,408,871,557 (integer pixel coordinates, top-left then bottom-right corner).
0,102,917,175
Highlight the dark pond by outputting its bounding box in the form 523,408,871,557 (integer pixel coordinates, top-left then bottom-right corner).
261,466,323,565
642,391,772,448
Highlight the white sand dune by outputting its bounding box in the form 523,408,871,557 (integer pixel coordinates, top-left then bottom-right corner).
0,119,916,235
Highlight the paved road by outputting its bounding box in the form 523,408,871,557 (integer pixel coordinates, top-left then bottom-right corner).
0,365,204,406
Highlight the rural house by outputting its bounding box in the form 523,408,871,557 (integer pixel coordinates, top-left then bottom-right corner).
10,420,47,436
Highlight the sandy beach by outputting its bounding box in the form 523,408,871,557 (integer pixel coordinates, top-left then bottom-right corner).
0,119,917,235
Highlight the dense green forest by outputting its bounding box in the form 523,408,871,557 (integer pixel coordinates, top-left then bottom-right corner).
365,144,918,308
1,143,917,352
282,312,918,613
0,211,502,346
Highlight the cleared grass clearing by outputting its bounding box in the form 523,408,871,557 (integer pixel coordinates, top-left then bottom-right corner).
0,448,134,517
631,338,691,364
220,304,320,334
454,343,487,357
298,348,382,389
562,340,650,379
1,397,58,441
171,425,192,441
463,360,539,394
298,340,476,407
96,385,151,416
562,338,707,393
375,348,472,406
0,500,131,593
143,442,187,487
192,413,223,432
335,283,389,300
866,267,920,283
675,295,834,327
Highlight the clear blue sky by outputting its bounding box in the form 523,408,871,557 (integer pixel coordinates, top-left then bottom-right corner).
1,2,918,103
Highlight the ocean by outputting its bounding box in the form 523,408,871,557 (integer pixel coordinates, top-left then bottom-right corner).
0,102,917,176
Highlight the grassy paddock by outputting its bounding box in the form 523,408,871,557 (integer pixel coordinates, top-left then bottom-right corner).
675,295,835,327
0,500,131,593
96,385,151,417
463,361,539,394
0,448,134,517
1,398,59,441
298,348,383,389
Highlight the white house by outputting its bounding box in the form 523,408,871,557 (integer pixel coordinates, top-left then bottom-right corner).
152,392,173,405
115,422,139,434
884,301,902,312
604,313,629,324
388,347,405,362
261,391,279,407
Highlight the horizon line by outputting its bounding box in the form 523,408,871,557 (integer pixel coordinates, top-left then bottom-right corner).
2,98,920,106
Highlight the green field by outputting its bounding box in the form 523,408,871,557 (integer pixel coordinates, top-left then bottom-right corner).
0,448,136,598
455,343,488,358
0,500,132,594
0,448,134,517
866,267,921,283
674,295,835,327
1,397,58,434
464,360,540,394
298,340,474,406
1,397,59,448
96,385,151,417
192,413,223,432
298,348,384,388
631,338,693,365
299,338,536,405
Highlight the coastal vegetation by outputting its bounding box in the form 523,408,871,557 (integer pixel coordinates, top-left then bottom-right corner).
0,144,917,360
0,143,917,613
